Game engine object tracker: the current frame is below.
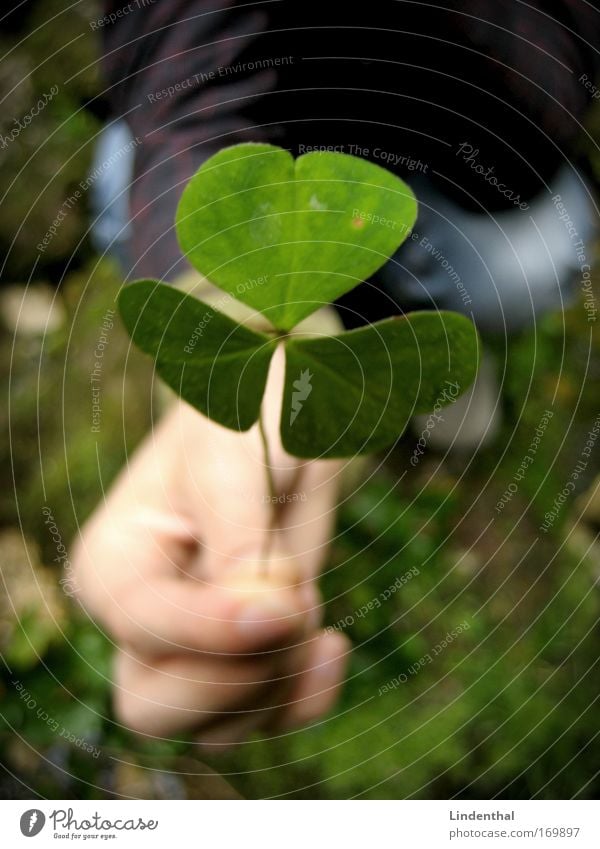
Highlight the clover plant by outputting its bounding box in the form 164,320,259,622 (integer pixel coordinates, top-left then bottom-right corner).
118,143,479,468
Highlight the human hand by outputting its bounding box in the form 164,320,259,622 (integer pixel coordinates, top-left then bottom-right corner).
72,349,350,743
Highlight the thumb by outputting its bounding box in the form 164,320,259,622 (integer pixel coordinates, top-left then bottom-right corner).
108,553,320,659
212,549,322,643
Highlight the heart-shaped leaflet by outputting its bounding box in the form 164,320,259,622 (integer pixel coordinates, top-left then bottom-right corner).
176,143,417,331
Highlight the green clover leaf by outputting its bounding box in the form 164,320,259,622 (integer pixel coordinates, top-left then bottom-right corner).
176,142,417,331
281,312,480,458
119,280,276,431
119,143,480,459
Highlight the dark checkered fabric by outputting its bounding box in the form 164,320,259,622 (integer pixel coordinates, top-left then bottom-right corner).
100,1,600,282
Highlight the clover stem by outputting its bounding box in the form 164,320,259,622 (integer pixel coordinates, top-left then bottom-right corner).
258,410,277,575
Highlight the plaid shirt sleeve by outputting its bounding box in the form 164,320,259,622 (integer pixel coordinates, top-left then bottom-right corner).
100,0,276,280
100,0,600,282
452,0,600,148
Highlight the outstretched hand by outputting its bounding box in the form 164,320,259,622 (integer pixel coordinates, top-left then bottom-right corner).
72,350,350,743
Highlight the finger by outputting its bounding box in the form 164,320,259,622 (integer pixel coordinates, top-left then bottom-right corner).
113,648,280,737
168,357,293,566
177,421,342,582
73,471,317,656
114,630,348,740
104,568,320,657
171,353,326,580
194,679,290,750
271,631,351,730
194,631,350,744
192,637,316,747
277,457,343,578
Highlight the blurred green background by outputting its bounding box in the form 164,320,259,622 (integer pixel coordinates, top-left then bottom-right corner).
1,0,599,800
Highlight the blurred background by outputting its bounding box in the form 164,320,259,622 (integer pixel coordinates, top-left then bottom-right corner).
1,0,600,799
